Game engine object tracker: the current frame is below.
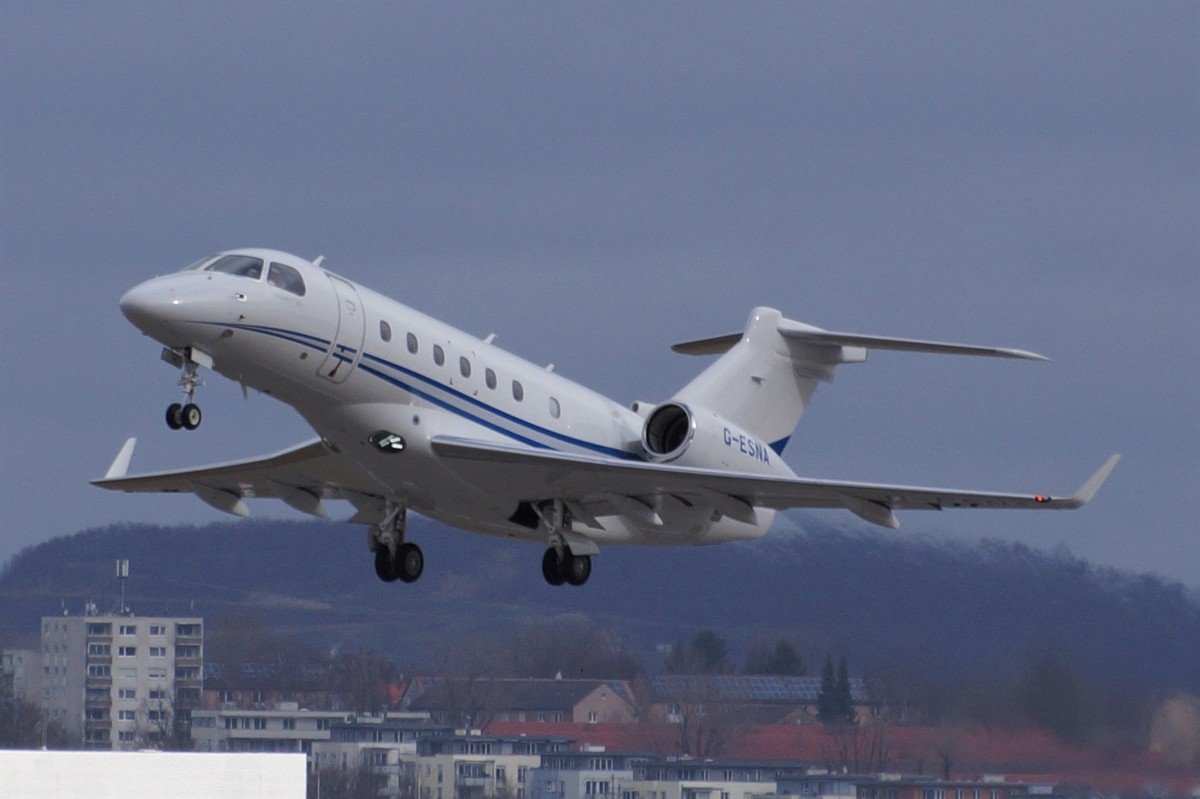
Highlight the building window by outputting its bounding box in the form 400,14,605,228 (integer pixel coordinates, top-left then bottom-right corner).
149,647,166,658
549,397,561,418
86,623,112,636
149,625,165,636
283,718,296,730
87,665,110,678
118,688,136,700
407,332,419,354
253,718,267,730
433,344,445,366
88,643,111,656
512,381,524,401
148,668,167,679
460,356,471,378
118,646,136,657
119,625,136,636
149,689,167,700
176,623,202,637
117,667,136,679
118,710,135,721
380,320,392,342
118,731,136,742
588,711,598,723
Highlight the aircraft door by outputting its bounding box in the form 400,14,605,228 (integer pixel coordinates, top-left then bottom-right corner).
318,274,366,383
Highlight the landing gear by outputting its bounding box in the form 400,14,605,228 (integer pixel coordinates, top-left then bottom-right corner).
541,545,591,587
167,402,202,430
163,348,205,431
537,500,595,587
370,504,423,584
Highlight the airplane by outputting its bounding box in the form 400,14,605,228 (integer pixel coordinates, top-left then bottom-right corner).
94,248,1120,587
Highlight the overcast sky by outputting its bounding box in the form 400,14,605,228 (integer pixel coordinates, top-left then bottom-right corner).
1,3,1196,585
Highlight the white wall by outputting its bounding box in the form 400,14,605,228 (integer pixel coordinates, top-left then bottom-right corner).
0,750,305,799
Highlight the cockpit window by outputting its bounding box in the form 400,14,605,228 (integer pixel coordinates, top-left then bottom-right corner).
182,256,216,272
206,255,263,279
267,262,306,296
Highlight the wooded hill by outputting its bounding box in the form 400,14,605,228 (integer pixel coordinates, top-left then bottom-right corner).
1,513,1196,693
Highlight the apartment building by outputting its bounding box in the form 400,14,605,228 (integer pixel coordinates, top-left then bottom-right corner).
191,701,352,761
39,613,203,749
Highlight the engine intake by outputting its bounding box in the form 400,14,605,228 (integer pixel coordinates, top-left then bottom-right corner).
642,402,695,462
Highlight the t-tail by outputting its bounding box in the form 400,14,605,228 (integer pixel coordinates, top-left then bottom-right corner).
670,307,1048,453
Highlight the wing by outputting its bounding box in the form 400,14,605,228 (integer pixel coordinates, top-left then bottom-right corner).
92,438,386,521
430,435,1119,530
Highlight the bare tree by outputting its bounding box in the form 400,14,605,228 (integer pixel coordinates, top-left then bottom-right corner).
0,698,75,749
821,720,891,774
329,649,397,715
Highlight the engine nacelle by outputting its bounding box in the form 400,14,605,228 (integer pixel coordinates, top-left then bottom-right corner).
641,401,782,474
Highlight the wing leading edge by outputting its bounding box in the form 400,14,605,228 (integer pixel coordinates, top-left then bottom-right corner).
430,435,1119,530
92,437,385,520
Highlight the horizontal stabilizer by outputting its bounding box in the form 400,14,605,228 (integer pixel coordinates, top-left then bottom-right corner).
671,332,742,356
777,320,1048,361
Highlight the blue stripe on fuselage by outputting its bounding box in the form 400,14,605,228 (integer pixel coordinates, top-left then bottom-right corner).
197,320,637,459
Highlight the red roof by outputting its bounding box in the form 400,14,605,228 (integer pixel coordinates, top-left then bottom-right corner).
485,721,1200,793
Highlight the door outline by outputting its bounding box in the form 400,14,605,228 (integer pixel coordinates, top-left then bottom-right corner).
317,274,366,383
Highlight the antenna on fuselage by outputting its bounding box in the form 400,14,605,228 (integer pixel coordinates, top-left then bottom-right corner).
483,333,496,345
312,255,326,268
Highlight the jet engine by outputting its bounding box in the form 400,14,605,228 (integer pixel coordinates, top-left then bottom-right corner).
641,401,780,473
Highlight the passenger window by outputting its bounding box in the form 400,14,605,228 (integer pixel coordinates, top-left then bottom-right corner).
512,381,524,401
549,397,561,419
485,368,497,390
379,321,392,342
267,262,306,296
407,333,418,354
460,357,471,378
206,255,263,279
433,345,445,366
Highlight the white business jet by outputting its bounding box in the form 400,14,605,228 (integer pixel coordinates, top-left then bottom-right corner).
95,249,1119,587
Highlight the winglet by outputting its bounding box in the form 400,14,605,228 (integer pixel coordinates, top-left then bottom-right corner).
104,438,138,480
1066,454,1121,507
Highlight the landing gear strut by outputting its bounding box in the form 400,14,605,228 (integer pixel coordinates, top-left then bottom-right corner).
371,504,423,584
163,348,205,431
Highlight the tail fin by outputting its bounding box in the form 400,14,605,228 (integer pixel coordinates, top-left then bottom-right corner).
672,307,1046,452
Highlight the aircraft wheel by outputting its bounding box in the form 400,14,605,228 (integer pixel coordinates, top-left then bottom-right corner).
181,403,202,430
166,403,184,430
564,554,592,587
541,547,565,586
397,543,424,583
374,547,398,583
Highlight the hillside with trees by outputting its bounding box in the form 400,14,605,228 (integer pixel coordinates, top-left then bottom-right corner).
2,513,1197,697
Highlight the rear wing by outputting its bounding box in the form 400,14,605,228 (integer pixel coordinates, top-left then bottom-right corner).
674,317,1048,362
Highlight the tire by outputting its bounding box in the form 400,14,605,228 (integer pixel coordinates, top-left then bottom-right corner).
374,547,398,582
541,547,565,586
166,403,184,430
564,554,592,586
397,543,424,583
181,403,202,430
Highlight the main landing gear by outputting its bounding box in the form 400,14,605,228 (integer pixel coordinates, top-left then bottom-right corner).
541,546,591,587
163,347,205,431
371,504,423,584
538,499,592,587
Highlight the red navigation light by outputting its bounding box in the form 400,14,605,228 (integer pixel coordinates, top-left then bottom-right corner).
1034,494,1048,503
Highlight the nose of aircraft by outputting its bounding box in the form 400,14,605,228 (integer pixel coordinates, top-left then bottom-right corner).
119,280,172,334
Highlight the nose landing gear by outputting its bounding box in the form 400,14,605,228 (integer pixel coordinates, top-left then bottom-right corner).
162,347,207,431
